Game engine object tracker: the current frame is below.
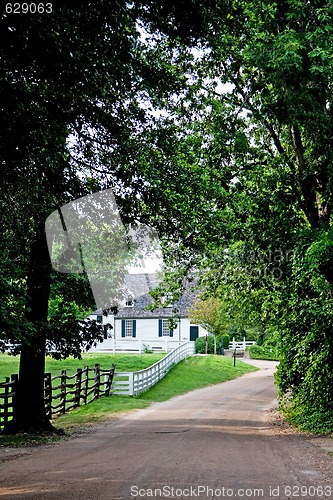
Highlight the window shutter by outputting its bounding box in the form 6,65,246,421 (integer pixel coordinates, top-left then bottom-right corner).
158,319,163,337
132,320,136,338
121,320,125,338
169,328,173,337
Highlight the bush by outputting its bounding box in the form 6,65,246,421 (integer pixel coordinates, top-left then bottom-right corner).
218,334,230,351
249,344,279,361
195,336,214,354
195,334,230,354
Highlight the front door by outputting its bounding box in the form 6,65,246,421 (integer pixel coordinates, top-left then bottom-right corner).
190,325,199,342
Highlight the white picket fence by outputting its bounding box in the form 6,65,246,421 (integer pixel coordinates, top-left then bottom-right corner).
229,337,256,351
111,341,195,396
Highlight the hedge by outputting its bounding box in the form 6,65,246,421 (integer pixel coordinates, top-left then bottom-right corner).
195,334,230,354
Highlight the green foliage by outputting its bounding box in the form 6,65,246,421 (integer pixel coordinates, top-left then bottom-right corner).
2,0,333,434
0,1,219,431
189,0,333,433
220,334,230,351
274,229,333,433
195,336,213,354
195,334,230,354
282,398,333,435
227,324,248,341
188,297,226,336
249,344,279,361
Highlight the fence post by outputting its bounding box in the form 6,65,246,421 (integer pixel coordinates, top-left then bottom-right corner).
243,337,246,351
44,373,52,419
11,374,18,422
82,366,88,405
3,377,10,426
128,372,134,396
104,364,116,396
75,368,82,408
94,364,100,400
60,370,67,414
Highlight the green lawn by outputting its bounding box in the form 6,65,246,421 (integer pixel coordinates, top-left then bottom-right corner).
0,352,165,381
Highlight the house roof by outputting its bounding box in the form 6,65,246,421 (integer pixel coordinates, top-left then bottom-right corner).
92,273,198,319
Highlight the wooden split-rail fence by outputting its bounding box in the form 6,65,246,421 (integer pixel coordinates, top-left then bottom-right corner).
0,375,18,430
0,363,115,430
1,341,195,430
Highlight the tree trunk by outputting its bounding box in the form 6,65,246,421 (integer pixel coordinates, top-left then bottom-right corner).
290,125,320,228
2,220,56,434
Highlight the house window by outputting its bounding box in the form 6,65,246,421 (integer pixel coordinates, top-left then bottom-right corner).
125,319,133,336
158,319,173,337
162,320,170,336
121,319,136,338
96,315,103,323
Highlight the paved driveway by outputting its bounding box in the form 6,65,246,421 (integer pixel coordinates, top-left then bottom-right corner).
0,360,332,499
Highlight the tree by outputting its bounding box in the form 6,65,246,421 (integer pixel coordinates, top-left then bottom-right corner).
187,0,333,431
3,0,333,435
144,1,333,430
189,297,226,354
148,0,333,431
0,1,216,434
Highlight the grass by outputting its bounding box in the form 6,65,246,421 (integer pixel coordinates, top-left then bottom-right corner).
0,352,165,381
55,355,258,430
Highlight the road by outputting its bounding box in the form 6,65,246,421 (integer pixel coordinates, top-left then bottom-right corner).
0,359,332,499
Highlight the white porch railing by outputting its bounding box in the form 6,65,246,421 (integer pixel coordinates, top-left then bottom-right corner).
111,341,195,396
91,338,187,353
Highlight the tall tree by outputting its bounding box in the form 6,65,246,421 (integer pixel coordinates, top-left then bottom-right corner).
188,0,333,431
0,1,214,433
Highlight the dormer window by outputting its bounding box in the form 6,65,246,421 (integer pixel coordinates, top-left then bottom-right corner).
161,295,172,308
125,292,134,307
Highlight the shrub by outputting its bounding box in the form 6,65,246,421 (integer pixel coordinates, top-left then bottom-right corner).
195,334,230,354
249,344,279,361
217,334,230,351
195,336,213,354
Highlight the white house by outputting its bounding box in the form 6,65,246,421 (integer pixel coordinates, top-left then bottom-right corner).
88,273,209,352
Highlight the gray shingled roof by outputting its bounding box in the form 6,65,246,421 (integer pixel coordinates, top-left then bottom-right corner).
91,273,198,319
116,273,196,319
